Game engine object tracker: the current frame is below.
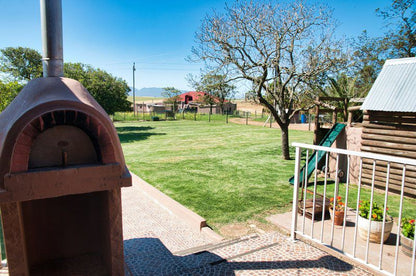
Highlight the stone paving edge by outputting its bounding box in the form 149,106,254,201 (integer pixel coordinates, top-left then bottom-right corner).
130,172,223,241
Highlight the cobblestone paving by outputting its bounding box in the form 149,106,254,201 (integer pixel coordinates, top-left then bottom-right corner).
122,177,372,275
124,232,371,275
122,176,216,252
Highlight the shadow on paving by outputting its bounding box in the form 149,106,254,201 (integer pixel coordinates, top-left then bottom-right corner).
124,237,355,276
116,126,165,143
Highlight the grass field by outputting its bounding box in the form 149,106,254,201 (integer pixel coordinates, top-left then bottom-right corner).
116,120,313,230
116,120,416,232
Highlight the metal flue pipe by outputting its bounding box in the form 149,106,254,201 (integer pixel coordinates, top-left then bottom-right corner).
40,0,63,77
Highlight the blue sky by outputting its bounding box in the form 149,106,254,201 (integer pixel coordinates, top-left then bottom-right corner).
0,0,390,92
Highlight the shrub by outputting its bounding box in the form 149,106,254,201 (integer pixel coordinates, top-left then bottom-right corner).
358,200,389,222
401,218,415,239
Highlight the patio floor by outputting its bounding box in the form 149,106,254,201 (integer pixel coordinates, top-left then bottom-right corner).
268,209,415,276
122,174,371,275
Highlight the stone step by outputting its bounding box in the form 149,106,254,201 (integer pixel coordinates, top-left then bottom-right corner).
171,233,284,275
173,234,259,256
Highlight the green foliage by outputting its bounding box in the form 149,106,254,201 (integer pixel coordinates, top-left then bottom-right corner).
358,200,388,221
188,73,236,112
401,218,415,239
350,31,387,97
64,63,131,115
161,87,181,111
377,0,416,58
0,80,23,112
0,47,131,115
0,47,42,81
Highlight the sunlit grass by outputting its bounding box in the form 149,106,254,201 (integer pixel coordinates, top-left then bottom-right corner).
117,120,313,227
116,120,416,229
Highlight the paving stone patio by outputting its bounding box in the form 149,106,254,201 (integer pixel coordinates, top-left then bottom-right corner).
122,175,372,275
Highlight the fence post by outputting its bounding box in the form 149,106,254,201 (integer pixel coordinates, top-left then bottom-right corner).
291,146,301,240
226,111,229,124
246,112,248,125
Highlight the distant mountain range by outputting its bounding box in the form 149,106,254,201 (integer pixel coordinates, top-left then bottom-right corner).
129,87,187,97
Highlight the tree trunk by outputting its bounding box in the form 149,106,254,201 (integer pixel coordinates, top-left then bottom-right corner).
281,123,290,160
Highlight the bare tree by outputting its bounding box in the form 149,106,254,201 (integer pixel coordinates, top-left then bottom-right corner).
190,0,344,159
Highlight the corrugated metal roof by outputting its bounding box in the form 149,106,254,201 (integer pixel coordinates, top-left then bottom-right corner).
361,57,416,112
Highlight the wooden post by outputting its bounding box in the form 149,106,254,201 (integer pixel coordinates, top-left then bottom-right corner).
246,112,248,125
142,102,145,121
226,111,229,124
313,97,320,145
344,98,349,122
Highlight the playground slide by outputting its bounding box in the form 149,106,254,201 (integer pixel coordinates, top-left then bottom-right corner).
289,123,346,185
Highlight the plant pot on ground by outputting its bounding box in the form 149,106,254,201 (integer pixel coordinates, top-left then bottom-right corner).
358,200,393,243
329,196,345,226
400,218,415,257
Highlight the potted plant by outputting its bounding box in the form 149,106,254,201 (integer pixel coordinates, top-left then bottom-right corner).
329,196,345,226
400,218,415,257
357,200,393,243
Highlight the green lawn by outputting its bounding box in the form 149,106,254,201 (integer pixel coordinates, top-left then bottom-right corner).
116,120,416,230
116,120,313,228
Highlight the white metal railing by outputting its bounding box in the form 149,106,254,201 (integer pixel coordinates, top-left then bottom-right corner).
291,142,416,276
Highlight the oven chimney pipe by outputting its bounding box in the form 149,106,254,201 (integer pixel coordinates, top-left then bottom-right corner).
40,0,64,77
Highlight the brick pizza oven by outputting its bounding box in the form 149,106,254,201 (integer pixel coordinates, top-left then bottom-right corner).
0,1,131,275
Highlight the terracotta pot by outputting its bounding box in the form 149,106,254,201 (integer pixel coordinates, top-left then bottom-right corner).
329,208,344,226
357,215,393,243
401,233,415,257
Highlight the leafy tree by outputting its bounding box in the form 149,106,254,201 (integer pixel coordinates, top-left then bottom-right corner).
0,47,42,81
64,63,131,115
0,47,131,115
350,31,387,96
0,80,23,112
190,0,343,159
162,87,182,112
188,73,235,113
377,0,416,57
317,74,359,122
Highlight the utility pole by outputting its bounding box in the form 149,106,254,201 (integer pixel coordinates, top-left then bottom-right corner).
133,62,136,117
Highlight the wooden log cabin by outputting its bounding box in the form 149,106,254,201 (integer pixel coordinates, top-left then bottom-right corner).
361,57,416,197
